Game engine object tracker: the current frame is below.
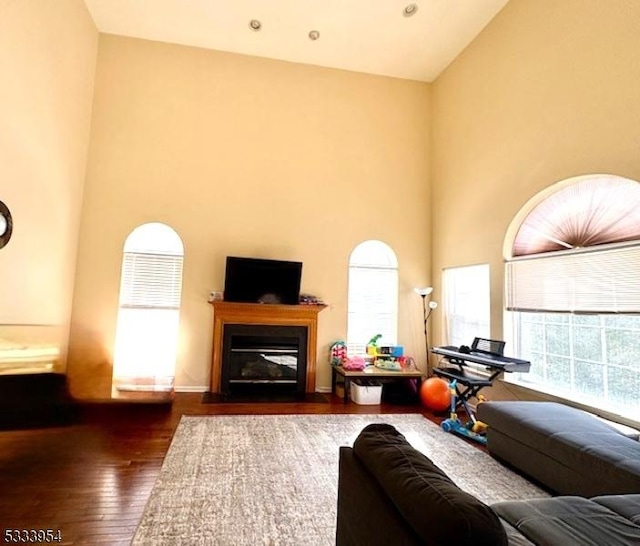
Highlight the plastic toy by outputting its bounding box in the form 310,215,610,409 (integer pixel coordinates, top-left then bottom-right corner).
343,355,366,371
440,379,488,445
374,357,402,371
420,377,451,411
330,341,348,366
366,334,382,355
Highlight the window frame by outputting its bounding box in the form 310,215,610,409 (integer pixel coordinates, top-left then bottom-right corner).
441,263,491,376
346,240,398,356
112,223,184,393
503,175,640,423
442,263,491,347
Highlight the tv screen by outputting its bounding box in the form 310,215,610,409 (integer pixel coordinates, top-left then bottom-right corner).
223,256,302,305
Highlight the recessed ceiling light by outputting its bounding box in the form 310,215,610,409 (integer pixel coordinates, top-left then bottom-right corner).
249,19,262,31
403,3,418,17
308,30,320,41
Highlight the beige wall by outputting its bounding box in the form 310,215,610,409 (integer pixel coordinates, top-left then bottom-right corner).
431,0,640,398
6,0,639,404
0,0,97,361
68,35,431,398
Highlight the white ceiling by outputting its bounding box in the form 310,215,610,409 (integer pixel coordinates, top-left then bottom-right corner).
83,0,509,82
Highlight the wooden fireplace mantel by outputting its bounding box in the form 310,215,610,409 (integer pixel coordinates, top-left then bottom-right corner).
208,302,327,393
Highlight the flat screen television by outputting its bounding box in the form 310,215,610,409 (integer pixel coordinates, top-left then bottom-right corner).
223,256,303,305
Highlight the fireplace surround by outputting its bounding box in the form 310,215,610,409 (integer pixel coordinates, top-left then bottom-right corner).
208,302,326,396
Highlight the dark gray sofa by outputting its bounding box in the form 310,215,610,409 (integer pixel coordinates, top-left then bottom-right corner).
336,423,640,546
477,401,640,496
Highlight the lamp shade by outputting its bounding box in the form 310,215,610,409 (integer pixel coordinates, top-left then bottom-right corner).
414,287,433,296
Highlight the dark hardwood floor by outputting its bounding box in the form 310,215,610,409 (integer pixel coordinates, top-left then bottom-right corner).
0,393,442,545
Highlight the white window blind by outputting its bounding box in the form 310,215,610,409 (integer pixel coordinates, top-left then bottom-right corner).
120,252,183,309
505,242,640,313
512,175,640,257
347,240,398,356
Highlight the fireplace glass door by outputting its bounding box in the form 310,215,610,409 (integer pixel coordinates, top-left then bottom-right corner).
221,325,307,396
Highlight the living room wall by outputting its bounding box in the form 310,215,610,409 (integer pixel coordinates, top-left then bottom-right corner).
431,0,640,399
67,35,431,398
0,0,97,361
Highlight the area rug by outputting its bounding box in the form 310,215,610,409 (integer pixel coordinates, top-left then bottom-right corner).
133,414,549,546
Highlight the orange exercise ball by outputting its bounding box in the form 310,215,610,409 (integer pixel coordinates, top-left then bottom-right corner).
420,377,451,412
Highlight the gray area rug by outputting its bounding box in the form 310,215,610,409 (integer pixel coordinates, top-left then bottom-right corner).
133,413,549,545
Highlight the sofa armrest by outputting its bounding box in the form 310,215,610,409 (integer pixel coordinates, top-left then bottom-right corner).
350,423,508,546
336,446,424,546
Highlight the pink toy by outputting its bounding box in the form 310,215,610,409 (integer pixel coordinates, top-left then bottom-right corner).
330,341,348,366
343,355,366,371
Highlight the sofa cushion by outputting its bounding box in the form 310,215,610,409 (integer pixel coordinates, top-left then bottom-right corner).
493,496,640,546
478,402,632,454
478,401,640,495
500,520,536,546
352,423,508,546
592,494,640,526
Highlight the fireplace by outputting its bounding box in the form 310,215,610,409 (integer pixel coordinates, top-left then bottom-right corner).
208,302,326,396
221,324,307,395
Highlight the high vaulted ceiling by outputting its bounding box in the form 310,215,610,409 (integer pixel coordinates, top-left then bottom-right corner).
83,0,510,82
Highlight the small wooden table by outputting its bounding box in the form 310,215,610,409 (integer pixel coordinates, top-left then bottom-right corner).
331,364,424,404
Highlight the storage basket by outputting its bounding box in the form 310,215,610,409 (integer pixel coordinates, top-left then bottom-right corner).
350,381,382,405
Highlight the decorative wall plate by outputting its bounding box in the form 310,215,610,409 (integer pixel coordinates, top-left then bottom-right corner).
0,200,13,249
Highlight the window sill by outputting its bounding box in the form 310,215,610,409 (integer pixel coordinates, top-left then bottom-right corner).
501,376,640,430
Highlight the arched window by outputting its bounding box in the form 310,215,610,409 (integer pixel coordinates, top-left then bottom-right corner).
112,223,184,395
504,175,640,421
347,240,398,355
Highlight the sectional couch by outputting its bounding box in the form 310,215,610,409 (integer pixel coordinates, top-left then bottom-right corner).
336,423,640,545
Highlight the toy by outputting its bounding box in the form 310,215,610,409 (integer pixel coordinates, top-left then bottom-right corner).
440,379,487,445
471,420,489,434
366,334,382,356
330,341,348,366
420,377,451,411
343,355,366,371
378,345,404,357
470,394,489,433
374,357,402,371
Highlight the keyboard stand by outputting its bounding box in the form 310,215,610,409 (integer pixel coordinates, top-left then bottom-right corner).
431,338,530,422
431,337,531,439
433,364,499,422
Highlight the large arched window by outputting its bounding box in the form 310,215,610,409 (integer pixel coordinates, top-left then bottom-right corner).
112,223,184,395
504,175,640,422
347,240,398,355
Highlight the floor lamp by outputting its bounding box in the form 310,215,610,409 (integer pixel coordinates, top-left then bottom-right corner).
414,287,438,377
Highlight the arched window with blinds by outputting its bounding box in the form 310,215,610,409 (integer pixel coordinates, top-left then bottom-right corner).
112,222,184,396
347,240,398,356
504,175,640,422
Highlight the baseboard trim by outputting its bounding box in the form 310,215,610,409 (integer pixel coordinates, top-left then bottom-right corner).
175,385,333,394
174,386,208,393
